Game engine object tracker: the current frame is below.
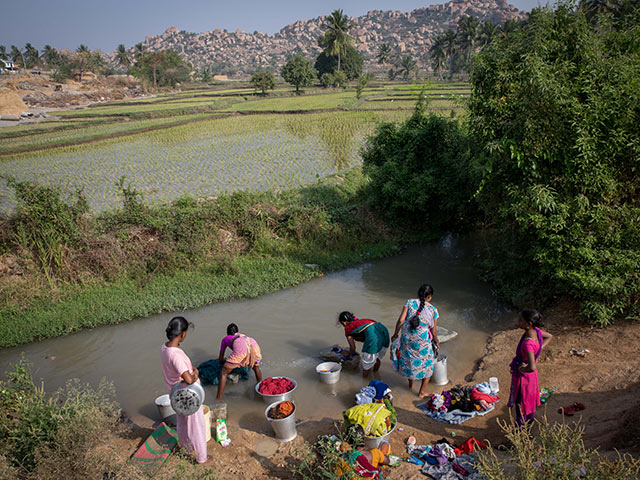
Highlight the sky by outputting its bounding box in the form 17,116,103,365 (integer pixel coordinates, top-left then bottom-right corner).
2,0,551,53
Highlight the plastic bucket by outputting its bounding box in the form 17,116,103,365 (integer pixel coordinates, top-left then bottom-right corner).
202,405,212,442
255,377,297,404
431,354,449,386
265,401,297,442
364,422,397,450
155,394,176,419
316,362,342,384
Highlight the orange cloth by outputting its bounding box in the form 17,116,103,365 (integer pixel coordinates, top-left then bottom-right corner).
277,401,294,417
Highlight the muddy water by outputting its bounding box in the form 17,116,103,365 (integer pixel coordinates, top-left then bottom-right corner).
0,234,512,428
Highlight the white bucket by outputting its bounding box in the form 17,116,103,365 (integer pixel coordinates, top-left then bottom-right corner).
155,394,176,420
202,405,212,442
265,401,297,442
431,354,449,386
316,362,342,384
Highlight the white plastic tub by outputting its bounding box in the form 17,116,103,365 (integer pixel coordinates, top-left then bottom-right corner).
155,394,176,420
316,362,342,384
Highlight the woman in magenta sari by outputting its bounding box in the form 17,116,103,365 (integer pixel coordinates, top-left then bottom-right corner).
160,316,208,463
508,309,552,426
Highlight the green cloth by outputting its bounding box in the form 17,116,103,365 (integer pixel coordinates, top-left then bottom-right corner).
362,322,390,355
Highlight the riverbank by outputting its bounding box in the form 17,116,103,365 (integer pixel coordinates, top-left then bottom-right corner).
105,300,638,479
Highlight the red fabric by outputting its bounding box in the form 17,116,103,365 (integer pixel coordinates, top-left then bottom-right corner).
453,437,487,455
344,318,375,337
259,377,294,395
470,388,500,404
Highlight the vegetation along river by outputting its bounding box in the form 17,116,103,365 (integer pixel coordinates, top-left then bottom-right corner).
0,234,512,427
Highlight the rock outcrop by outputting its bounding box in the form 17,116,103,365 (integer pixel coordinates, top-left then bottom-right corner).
136,0,525,76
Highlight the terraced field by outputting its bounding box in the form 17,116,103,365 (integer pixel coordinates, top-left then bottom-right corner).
0,81,469,213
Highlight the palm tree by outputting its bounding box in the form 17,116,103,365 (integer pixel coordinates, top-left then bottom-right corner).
116,44,131,69
24,43,40,68
477,21,497,48
134,43,144,60
500,18,520,37
456,15,479,64
376,43,392,65
10,45,26,69
398,55,418,80
0,45,7,60
75,44,90,80
429,35,447,80
320,9,353,72
42,45,60,67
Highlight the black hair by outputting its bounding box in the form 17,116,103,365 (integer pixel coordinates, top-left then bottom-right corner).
338,311,355,326
409,283,434,332
345,424,365,447
227,323,238,335
165,316,194,341
520,308,544,328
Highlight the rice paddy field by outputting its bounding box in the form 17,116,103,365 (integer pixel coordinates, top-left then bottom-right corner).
0,80,469,213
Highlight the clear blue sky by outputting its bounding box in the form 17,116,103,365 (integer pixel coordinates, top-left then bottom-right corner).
2,0,551,53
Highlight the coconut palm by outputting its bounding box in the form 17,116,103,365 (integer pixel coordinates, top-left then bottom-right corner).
10,45,26,68
398,55,418,80
42,45,60,67
116,44,131,68
376,43,392,65
24,43,40,67
320,9,353,72
0,45,7,60
456,15,479,64
477,21,497,48
429,35,447,79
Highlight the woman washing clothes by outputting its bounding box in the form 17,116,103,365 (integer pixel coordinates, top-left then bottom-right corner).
217,323,263,399
391,283,439,398
160,317,208,464
508,309,552,426
338,312,390,378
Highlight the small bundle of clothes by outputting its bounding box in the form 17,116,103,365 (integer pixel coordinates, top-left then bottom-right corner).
345,380,397,438
197,359,249,386
268,401,294,419
258,377,295,395
406,436,487,479
356,380,393,405
419,382,499,425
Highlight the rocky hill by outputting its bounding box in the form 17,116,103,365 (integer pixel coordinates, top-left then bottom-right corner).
137,0,525,76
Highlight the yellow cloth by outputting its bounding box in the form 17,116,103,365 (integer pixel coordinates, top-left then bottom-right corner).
369,448,384,467
343,403,392,437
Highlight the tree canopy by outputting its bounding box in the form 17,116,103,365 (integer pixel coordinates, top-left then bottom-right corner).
130,50,191,89
280,55,316,93
250,71,276,95
319,9,353,72
314,44,363,81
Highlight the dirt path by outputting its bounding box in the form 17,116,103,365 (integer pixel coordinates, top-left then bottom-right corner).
113,300,639,479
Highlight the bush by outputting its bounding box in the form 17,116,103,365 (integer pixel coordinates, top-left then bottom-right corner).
476,415,640,479
314,45,363,81
469,2,640,324
361,105,476,231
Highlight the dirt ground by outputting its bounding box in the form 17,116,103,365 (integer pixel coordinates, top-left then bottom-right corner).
119,301,640,479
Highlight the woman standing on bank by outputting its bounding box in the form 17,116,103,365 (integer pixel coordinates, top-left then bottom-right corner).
508,308,552,426
160,316,208,464
391,283,439,398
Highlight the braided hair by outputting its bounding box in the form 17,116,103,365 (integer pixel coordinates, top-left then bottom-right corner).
409,284,434,331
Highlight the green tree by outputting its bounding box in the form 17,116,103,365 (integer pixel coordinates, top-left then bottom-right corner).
320,72,334,87
332,70,348,88
42,45,60,67
115,44,131,69
280,55,316,93
376,43,392,65
10,45,26,68
200,66,212,83
24,43,40,68
0,45,7,60
429,35,447,79
314,45,363,80
456,15,479,66
319,9,353,72
469,1,640,324
355,73,373,99
398,55,418,80
130,50,190,90
250,71,275,95
477,20,497,47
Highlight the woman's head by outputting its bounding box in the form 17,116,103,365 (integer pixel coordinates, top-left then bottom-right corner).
227,323,239,335
519,309,543,328
338,311,356,326
410,283,434,331
165,316,194,341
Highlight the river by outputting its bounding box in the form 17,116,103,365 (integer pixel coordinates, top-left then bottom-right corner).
0,234,513,427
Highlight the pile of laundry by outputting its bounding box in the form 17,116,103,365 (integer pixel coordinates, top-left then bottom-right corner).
418,382,499,424
405,436,487,479
355,380,393,405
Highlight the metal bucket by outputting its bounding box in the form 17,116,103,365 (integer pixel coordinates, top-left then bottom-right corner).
265,401,297,442
316,362,342,384
431,354,449,386
255,377,297,404
364,422,397,450
155,394,176,419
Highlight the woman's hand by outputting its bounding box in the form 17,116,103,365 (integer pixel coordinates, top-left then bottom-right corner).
391,334,398,343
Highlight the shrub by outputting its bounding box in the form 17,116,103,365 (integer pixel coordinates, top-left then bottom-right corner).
476,415,640,479
361,106,476,231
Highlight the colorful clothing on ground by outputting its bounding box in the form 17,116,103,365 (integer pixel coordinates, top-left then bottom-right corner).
397,299,438,380
343,403,393,437
222,333,262,368
344,448,386,479
160,344,207,463
508,329,542,418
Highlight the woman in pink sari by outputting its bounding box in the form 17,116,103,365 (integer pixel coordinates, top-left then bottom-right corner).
160,316,208,463
508,309,552,426
216,323,263,399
